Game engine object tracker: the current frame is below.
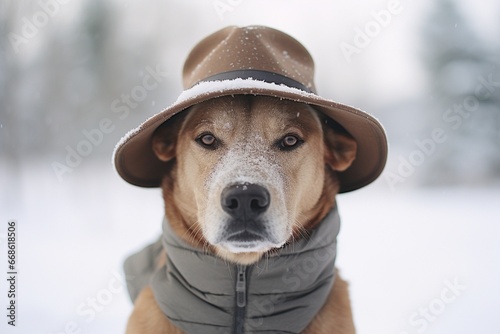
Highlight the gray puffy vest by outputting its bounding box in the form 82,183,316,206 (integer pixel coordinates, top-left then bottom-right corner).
124,207,340,334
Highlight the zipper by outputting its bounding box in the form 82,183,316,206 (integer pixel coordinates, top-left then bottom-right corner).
234,264,248,334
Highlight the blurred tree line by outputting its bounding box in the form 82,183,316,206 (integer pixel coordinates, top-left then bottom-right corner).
0,0,499,186
418,0,500,185
0,0,197,169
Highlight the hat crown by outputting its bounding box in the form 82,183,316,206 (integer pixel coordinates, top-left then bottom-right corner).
183,26,316,92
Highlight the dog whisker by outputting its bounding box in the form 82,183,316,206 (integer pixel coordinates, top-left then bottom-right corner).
293,217,311,241
183,223,201,243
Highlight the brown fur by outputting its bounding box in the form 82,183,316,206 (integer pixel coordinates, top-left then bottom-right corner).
126,96,357,333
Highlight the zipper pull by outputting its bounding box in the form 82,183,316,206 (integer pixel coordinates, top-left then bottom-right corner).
236,265,246,307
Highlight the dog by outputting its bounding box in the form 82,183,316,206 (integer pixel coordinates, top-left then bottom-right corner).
114,26,387,334
127,95,356,333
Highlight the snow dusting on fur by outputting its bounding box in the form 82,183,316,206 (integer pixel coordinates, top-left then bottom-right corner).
202,135,289,251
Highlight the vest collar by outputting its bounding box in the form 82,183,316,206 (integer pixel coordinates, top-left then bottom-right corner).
148,207,340,334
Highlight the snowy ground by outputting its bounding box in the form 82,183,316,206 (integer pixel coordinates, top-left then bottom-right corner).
0,160,499,334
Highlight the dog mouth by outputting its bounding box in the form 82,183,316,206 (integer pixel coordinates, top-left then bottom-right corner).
216,227,283,253
226,230,265,243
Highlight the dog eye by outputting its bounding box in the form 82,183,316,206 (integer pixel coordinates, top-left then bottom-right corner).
196,133,218,149
279,135,303,151
283,135,298,147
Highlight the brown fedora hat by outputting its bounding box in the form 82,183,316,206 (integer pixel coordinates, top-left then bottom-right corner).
113,25,387,193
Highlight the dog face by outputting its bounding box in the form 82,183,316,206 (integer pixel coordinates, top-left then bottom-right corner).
153,95,356,264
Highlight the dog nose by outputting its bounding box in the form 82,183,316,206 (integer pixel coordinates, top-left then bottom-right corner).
221,184,270,220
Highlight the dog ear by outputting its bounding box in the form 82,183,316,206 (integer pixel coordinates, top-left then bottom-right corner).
152,126,176,162
152,113,186,162
323,121,357,172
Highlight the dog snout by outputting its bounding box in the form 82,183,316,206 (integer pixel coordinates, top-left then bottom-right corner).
221,184,270,220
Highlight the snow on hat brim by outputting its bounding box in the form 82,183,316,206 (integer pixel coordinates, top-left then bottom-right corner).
113,78,388,193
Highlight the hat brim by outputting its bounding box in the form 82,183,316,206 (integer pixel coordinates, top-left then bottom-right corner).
113,78,387,193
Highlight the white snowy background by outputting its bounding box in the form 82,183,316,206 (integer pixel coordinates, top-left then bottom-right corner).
1,1,499,333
